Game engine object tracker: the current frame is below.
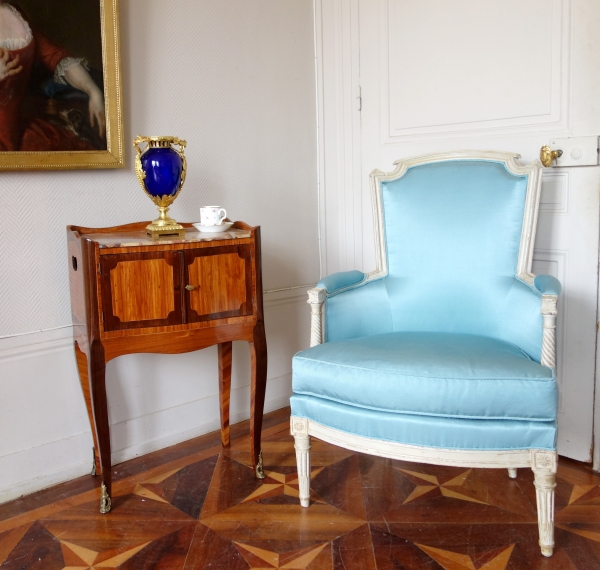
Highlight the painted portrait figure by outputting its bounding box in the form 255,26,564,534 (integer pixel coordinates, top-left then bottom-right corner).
0,0,106,152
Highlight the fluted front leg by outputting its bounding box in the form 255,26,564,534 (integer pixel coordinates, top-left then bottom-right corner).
531,450,557,557
291,417,311,507
508,468,517,479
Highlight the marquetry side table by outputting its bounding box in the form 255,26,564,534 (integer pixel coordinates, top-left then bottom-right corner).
67,221,267,513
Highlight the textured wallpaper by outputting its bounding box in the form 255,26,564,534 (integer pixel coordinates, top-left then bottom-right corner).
0,0,319,337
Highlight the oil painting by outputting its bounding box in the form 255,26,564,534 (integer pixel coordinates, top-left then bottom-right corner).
0,0,123,170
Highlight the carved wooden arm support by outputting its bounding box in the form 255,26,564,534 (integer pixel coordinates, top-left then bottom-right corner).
540,295,558,372
307,288,326,347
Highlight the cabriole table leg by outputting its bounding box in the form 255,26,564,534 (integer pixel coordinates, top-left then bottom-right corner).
250,322,268,479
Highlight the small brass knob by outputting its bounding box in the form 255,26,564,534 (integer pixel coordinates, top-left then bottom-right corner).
185,285,195,291
540,145,563,167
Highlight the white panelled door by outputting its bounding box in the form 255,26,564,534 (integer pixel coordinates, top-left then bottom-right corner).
353,0,600,461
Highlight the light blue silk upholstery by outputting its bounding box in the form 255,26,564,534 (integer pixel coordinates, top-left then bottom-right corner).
318,270,366,294
290,395,557,451
292,158,559,452
293,332,556,422
534,274,562,296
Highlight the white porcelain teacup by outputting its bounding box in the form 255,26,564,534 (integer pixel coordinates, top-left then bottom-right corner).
200,206,227,226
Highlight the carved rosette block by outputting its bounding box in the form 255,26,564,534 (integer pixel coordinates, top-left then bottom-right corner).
291,417,311,507
531,450,557,557
307,288,326,347
540,295,558,371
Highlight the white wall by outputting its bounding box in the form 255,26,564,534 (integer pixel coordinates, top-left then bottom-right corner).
0,0,319,502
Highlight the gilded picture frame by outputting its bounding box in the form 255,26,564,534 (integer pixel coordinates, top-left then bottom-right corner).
0,0,123,170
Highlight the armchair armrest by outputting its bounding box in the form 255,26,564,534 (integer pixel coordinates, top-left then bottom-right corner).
307,271,368,346
307,272,392,347
534,274,561,297
317,270,366,295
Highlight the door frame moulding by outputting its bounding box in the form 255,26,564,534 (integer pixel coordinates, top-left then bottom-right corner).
314,0,364,276
594,269,600,471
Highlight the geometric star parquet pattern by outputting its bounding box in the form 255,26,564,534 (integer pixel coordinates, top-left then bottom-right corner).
1,409,600,569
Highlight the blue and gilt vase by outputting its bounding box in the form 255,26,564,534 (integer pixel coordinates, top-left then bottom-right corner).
133,136,187,238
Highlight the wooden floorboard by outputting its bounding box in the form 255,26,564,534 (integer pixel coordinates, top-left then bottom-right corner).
1,407,599,569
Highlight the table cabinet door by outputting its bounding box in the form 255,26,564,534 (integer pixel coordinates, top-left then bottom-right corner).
184,245,253,323
100,251,182,331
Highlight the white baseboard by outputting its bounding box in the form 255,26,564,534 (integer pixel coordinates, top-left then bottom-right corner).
0,431,93,504
109,374,292,465
0,377,292,504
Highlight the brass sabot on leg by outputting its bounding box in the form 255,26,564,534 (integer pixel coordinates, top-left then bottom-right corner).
100,482,112,514
255,450,266,479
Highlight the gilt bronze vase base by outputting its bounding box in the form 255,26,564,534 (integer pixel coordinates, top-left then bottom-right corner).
146,223,185,239
145,206,185,239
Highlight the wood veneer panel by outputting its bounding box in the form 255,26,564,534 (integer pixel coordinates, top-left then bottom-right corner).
185,245,253,323
110,258,175,322
100,250,182,331
189,253,246,316
100,315,255,340
102,322,256,361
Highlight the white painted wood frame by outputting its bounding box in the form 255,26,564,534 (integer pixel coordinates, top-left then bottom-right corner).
295,152,559,557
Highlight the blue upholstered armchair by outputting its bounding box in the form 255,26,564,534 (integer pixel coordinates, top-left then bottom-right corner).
290,152,560,557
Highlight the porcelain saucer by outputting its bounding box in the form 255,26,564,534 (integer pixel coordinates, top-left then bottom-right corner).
192,221,234,233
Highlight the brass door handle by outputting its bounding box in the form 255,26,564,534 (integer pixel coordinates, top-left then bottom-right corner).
540,145,563,167
185,285,195,291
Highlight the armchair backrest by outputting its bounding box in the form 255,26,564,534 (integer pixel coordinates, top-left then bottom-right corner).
370,152,543,359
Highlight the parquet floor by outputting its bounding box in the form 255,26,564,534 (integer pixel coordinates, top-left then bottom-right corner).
1,408,600,569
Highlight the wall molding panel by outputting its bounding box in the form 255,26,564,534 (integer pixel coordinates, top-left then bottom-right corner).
541,171,569,214
380,0,571,142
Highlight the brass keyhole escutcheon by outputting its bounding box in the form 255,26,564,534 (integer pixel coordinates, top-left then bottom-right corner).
540,145,563,168
185,285,195,291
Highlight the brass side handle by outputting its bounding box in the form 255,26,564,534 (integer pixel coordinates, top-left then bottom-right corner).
540,145,563,167
185,285,195,291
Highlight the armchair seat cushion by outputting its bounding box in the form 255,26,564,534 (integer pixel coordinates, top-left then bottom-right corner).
292,332,557,422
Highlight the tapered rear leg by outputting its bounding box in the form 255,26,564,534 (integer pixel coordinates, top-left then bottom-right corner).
74,341,101,476
218,342,232,448
249,322,267,479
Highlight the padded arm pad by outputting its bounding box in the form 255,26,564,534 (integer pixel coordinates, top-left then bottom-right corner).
534,274,562,297
317,270,366,295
